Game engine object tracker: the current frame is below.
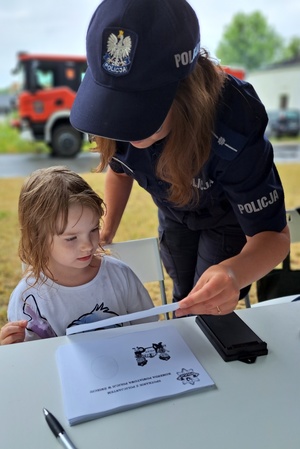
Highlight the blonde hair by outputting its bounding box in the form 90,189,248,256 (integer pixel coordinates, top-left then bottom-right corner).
92,52,226,206
19,166,105,283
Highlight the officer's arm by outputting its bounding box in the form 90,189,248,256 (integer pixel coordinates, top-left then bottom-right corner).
101,166,134,244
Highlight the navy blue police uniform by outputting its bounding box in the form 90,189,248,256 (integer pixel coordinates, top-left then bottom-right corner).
109,75,287,302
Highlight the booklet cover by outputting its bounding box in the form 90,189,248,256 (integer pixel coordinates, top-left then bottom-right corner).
56,325,215,425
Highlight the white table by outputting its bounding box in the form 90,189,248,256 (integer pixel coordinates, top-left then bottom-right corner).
1,302,300,449
252,293,300,307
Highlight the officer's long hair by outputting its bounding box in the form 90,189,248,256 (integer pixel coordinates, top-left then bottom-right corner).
93,50,226,207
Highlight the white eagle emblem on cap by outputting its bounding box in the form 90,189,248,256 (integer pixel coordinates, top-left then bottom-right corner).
103,30,132,76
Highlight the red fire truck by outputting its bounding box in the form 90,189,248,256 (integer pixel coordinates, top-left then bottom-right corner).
222,66,245,80
12,52,87,157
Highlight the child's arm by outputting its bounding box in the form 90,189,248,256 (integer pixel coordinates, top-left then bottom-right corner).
0,320,27,345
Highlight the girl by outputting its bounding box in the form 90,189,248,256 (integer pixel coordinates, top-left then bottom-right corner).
0,166,156,345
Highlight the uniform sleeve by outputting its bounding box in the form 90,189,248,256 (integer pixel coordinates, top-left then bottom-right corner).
108,141,129,174
109,157,126,174
215,137,286,236
211,78,287,236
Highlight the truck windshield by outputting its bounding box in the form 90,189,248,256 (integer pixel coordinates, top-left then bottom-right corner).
36,68,54,89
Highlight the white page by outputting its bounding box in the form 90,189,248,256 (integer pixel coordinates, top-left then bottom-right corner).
56,325,215,425
66,302,179,335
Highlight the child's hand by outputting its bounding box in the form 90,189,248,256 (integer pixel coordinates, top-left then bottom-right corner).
0,320,27,345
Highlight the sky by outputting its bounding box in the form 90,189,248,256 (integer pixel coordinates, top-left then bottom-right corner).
1,0,299,88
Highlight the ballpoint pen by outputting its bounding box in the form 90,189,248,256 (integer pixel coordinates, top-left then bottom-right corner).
43,408,78,449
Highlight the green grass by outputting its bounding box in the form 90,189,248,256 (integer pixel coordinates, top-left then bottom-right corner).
0,119,90,155
0,118,48,154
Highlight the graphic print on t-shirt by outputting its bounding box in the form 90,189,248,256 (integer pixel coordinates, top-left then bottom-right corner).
23,295,122,338
67,302,122,330
23,294,57,338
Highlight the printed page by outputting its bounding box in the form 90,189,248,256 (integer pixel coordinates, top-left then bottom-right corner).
56,325,215,425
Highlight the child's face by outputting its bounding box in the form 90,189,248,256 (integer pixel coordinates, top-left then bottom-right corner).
49,204,100,272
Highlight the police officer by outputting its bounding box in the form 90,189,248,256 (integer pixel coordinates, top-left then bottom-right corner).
71,0,290,317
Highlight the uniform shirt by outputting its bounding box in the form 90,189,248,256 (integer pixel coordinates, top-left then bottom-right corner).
109,75,287,236
8,256,157,341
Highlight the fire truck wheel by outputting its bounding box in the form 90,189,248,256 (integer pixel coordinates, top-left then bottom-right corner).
51,125,82,158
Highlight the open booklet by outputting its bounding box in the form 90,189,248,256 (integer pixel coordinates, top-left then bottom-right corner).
56,325,215,425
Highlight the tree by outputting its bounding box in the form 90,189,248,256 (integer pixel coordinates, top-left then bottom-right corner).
283,37,300,59
216,11,283,70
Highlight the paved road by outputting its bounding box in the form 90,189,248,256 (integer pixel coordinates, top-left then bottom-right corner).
0,152,100,178
272,143,300,163
0,143,299,178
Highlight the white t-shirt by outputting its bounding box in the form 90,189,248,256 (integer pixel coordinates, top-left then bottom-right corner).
8,256,157,341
